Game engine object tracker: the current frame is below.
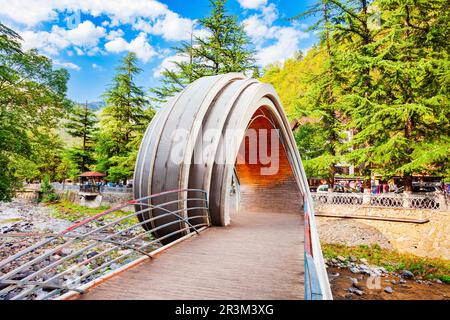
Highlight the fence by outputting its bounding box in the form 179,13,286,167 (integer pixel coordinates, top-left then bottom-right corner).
49,183,132,194
311,192,447,211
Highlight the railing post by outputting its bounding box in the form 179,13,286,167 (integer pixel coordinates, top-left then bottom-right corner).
363,189,371,206
403,191,411,209
437,193,446,211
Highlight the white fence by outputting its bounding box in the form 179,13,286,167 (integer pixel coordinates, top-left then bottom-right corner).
47,183,133,194
311,192,447,211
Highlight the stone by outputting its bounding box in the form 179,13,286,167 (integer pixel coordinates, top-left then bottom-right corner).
384,286,393,294
349,267,360,274
399,279,406,284
435,279,442,284
391,280,397,285
348,287,364,296
51,254,61,262
401,270,415,279
359,258,368,265
337,255,346,263
331,258,338,265
60,248,72,256
350,255,357,262
350,277,358,285
86,251,99,259
110,263,119,270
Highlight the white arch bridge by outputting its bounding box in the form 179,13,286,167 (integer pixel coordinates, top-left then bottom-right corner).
0,74,331,300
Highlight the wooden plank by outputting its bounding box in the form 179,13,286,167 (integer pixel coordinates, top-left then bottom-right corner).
77,211,305,300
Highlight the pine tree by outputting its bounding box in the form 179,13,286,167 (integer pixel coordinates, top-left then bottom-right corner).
96,52,154,183
293,0,346,187
343,0,450,190
65,102,98,172
152,0,256,103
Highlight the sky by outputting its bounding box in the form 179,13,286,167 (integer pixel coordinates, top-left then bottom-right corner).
0,0,319,102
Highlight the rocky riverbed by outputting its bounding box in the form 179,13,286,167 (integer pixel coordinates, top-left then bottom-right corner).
326,257,449,300
0,200,152,300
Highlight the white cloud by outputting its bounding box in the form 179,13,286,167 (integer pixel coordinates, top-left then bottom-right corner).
92,63,105,71
62,20,105,47
238,0,268,10
104,37,129,53
0,0,198,42
242,3,309,66
106,29,125,41
54,60,80,71
0,0,168,26
153,53,189,77
141,11,194,41
255,27,307,67
20,20,105,56
105,33,156,63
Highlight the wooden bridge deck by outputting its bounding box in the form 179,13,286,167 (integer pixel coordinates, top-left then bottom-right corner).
78,211,304,300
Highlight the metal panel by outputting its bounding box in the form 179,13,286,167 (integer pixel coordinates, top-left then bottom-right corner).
132,73,332,299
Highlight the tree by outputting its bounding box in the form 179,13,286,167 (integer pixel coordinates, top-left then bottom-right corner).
342,0,450,190
291,0,347,186
65,102,98,173
0,23,70,200
152,0,256,103
96,52,154,183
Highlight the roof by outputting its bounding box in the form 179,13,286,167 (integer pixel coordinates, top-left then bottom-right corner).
78,171,106,177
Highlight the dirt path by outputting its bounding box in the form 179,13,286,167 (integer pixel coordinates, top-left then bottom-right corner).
328,267,450,300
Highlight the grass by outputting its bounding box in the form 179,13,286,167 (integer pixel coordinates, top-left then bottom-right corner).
48,200,137,226
0,218,23,224
322,243,450,283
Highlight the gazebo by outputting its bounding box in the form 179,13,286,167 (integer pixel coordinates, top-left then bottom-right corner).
78,171,106,194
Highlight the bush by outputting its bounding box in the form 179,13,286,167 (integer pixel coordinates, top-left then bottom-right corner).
39,175,59,203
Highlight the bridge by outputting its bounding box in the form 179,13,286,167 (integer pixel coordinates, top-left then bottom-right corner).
0,74,331,300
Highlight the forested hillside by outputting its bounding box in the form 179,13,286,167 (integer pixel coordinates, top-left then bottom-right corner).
261,0,450,188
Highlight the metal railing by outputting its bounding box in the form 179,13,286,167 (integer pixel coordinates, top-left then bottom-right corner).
50,183,133,194
311,192,446,211
0,189,210,300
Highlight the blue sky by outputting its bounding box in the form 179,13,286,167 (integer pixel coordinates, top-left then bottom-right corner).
0,0,319,102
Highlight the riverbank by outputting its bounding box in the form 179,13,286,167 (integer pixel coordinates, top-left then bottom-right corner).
322,243,450,300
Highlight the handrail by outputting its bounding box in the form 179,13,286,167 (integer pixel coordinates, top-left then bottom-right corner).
0,189,211,300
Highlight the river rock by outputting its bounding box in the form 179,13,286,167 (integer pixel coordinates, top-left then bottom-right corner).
384,286,393,294
86,251,99,259
348,287,363,296
401,270,414,279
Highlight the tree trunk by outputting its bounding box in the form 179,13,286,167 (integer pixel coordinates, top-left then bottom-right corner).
404,174,413,192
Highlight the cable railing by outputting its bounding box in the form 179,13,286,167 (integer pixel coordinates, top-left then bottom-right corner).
0,189,210,300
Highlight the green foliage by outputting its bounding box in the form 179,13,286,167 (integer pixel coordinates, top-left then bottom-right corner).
0,23,70,200
322,243,450,282
339,0,450,187
50,200,135,225
39,175,58,203
96,52,154,183
264,0,450,184
152,0,256,103
65,103,98,172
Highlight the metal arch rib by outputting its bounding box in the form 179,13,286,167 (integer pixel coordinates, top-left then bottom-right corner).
133,73,332,299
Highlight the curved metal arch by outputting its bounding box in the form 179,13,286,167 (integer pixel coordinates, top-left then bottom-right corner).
133,73,332,299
